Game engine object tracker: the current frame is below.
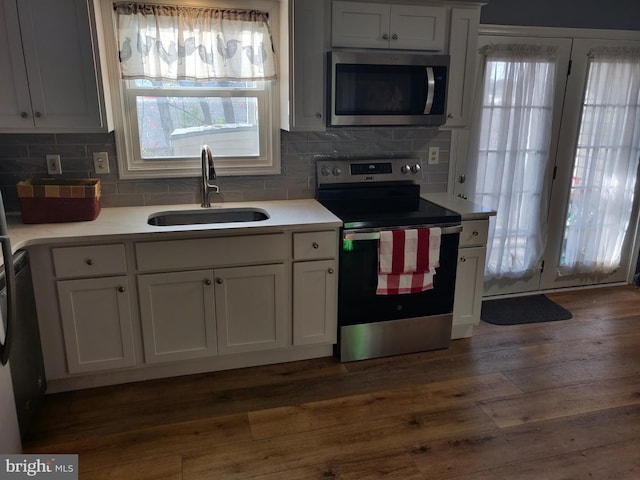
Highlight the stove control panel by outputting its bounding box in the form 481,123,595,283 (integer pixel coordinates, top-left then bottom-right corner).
317,158,423,185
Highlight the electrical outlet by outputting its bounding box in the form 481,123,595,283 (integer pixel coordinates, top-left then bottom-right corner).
46,154,62,175
428,146,439,165
93,152,110,174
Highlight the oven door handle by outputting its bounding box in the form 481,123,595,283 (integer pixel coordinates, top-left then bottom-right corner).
344,225,462,241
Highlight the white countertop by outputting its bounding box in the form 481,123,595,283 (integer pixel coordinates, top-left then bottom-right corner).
5,199,342,254
422,193,496,221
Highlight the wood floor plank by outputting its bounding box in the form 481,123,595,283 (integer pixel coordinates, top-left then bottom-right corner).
25,414,251,474
479,375,640,428
412,404,640,479
183,405,497,480
79,455,183,480
249,373,521,440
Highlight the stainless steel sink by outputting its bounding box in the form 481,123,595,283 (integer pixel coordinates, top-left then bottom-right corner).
148,208,269,226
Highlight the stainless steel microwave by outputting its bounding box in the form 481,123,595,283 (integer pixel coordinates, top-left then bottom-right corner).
327,51,450,127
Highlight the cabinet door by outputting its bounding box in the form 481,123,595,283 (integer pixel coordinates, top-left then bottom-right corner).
445,7,481,127
389,5,445,51
452,246,486,338
287,0,326,131
57,276,136,374
0,0,32,128
293,260,337,346
332,1,389,49
138,270,217,364
215,264,287,355
14,0,104,130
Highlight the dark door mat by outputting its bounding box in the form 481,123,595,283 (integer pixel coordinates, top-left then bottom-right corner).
481,294,573,325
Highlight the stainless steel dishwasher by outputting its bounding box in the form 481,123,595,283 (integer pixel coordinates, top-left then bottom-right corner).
1,250,46,439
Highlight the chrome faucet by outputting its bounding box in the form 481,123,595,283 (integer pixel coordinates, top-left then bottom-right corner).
200,144,220,207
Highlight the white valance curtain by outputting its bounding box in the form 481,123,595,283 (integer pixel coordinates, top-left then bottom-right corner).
114,3,277,81
467,44,558,280
559,46,640,276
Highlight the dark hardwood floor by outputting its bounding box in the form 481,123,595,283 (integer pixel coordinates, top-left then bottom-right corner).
23,285,640,479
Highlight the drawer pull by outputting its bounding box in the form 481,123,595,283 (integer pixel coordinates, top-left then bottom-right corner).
85,259,94,266
204,278,212,285
312,242,319,249
328,268,334,274
118,286,126,292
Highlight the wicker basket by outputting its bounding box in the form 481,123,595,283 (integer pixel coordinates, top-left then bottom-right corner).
17,178,101,224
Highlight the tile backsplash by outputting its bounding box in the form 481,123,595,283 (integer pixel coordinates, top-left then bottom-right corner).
0,128,450,213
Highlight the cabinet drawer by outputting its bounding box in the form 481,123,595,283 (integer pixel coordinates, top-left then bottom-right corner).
459,220,489,247
293,231,337,260
52,244,127,278
136,233,286,271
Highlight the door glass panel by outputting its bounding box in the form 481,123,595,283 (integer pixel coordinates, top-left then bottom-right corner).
559,49,640,276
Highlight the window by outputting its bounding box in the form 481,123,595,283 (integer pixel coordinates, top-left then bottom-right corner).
101,0,280,178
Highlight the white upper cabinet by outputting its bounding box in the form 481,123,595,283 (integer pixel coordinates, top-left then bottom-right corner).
0,0,111,132
281,0,329,131
332,1,446,51
445,6,481,127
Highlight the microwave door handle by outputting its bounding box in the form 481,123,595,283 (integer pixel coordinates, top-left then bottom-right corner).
424,67,435,114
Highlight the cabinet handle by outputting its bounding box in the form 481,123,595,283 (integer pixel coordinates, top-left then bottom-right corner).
85,259,94,266
460,257,466,263
34,111,42,118
312,242,319,249
204,278,212,285
391,33,398,40
382,33,389,40
216,278,223,285
118,286,126,292
20,112,28,119
328,268,334,274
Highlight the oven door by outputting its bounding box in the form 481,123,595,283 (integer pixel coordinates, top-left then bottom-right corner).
338,225,461,326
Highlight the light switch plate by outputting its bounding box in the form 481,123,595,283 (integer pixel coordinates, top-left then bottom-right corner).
93,152,110,174
46,154,62,175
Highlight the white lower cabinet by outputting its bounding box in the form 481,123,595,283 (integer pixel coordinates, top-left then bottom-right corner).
452,219,489,338
137,269,217,364
215,264,287,354
293,260,337,346
57,276,136,373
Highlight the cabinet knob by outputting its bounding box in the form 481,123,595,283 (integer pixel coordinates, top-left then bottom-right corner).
458,174,466,184
20,112,28,119
34,111,42,118
85,258,94,266
382,33,389,40
448,113,454,119
472,231,479,237
460,257,466,263
391,33,398,40
216,278,223,285
312,242,319,249
328,268,334,274
118,286,126,292
315,112,322,119
204,278,212,285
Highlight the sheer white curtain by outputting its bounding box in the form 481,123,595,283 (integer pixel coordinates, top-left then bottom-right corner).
114,3,277,81
467,44,558,280
559,47,640,276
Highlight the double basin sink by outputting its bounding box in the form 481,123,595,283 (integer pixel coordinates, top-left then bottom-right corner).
148,207,269,226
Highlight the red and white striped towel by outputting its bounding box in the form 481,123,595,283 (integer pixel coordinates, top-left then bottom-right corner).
376,228,441,295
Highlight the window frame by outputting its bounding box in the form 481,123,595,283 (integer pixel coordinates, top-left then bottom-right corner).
98,0,281,179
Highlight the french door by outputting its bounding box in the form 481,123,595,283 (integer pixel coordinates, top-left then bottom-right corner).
459,32,640,296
